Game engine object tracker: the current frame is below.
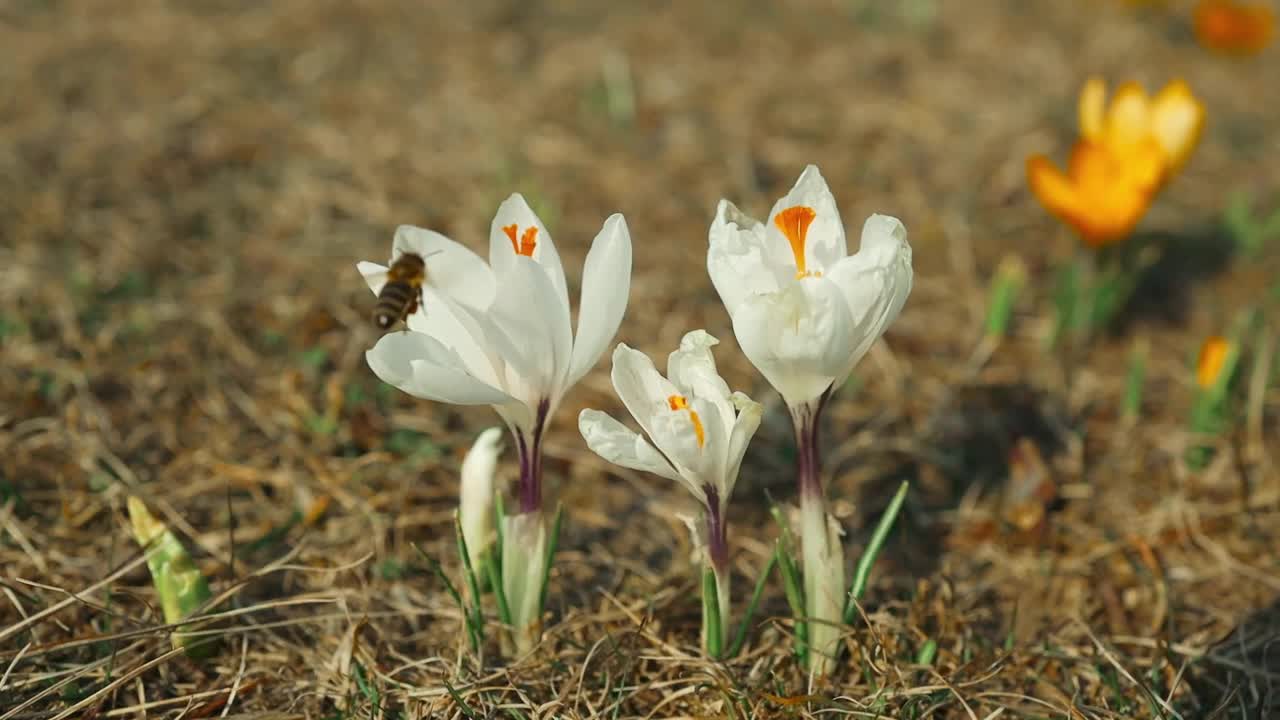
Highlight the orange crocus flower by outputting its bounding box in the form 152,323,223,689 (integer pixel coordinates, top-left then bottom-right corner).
1027,78,1205,248
1196,336,1232,389
1195,0,1274,55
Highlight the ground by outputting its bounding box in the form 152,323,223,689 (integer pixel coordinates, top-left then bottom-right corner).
2,0,1279,717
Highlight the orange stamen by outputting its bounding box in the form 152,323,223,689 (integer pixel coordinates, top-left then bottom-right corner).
667,394,705,448
502,224,538,256
774,206,818,277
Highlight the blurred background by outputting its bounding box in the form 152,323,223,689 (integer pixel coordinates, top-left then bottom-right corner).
1,0,1278,716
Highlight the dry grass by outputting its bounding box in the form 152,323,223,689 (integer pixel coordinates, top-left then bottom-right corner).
2,0,1279,717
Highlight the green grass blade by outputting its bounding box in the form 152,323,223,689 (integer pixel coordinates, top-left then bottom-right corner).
774,538,808,665
728,551,777,658
915,638,938,666
1123,338,1148,422
414,542,481,652
537,505,563,617
454,513,486,648
702,567,723,659
844,481,909,624
985,256,1025,340
486,546,513,626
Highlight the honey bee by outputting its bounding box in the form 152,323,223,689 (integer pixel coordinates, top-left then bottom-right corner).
373,252,430,329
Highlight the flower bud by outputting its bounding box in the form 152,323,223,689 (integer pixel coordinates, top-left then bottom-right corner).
460,427,503,573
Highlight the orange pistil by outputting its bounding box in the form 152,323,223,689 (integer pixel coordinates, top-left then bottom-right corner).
774,205,818,277
667,394,706,448
1196,336,1231,390
502,224,539,256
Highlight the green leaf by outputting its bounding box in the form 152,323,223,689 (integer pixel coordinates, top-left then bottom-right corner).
844,481,909,624
413,542,480,652
1123,338,1148,422
455,514,486,651
728,552,777,658
774,538,808,665
916,638,938,666
984,256,1025,340
537,505,564,617
702,567,723,659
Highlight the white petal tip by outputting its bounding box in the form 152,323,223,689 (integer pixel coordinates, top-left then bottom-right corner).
474,426,505,449
678,329,719,350
863,214,908,243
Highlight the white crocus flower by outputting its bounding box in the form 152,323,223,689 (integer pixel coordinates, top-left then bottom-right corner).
459,427,503,577
706,164,912,675
358,194,632,655
708,164,912,411
578,330,763,656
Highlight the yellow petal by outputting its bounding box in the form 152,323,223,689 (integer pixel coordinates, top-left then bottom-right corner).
1150,80,1206,172
1078,77,1107,141
1104,81,1152,154
1066,143,1155,247
1027,154,1081,221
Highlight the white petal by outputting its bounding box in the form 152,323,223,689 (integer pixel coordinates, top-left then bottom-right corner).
825,214,913,382
609,343,682,449
489,194,570,316
405,291,505,390
365,331,514,405
358,261,389,295
565,213,632,390
392,225,495,310
666,330,734,440
486,255,574,407
707,199,779,317
578,409,683,484
731,279,854,408
649,397,715,488
765,165,847,275
723,391,762,500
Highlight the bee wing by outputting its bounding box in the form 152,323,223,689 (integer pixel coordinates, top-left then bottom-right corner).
357,261,389,296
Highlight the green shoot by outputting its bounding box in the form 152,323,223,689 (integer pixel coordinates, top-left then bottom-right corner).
844,481,909,623
773,538,808,665
701,567,723,659
1123,337,1148,423
537,505,564,618
414,542,481,652
455,514,486,650
126,497,218,658
985,256,1025,340
728,551,777,658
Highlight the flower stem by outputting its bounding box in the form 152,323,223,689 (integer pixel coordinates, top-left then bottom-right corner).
703,486,730,573
790,392,844,675
790,398,826,499
515,400,551,514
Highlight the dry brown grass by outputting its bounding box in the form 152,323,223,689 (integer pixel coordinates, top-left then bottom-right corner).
2,0,1279,717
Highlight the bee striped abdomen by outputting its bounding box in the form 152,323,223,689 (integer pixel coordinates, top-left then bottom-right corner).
372,252,427,330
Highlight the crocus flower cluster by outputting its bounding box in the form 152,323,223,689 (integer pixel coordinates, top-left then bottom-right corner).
1027,77,1205,248
360,165,912,672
